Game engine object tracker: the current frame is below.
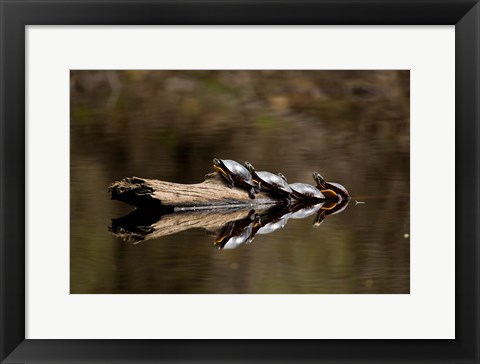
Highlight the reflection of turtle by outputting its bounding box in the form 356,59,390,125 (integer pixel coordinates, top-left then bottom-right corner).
214,213,261,249
312,172,350,201
289,202,324,219
256,207,292,235
321,200,338,210
313,210,327,228
244,162,292,204
213,158,259,198
325,197,350,216
256,216,290,235
278,173,324,201
289,201,326,228
313,198,350,228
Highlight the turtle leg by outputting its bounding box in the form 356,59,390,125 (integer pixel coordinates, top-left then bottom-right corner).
224,174,235,188
255,182,261,193
248,187,256,199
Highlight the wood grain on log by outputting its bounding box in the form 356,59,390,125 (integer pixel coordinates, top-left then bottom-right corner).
108,172,284,210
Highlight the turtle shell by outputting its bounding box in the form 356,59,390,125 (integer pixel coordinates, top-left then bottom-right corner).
222,160,253,181
215,159,257,189
289,183,325,200
254,171,292,194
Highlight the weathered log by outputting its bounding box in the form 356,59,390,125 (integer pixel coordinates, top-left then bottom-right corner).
108,172,284,210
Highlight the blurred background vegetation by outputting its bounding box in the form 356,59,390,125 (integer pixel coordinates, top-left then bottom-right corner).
71,70,410,294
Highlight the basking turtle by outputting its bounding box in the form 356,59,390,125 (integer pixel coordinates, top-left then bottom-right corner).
312,172,350,201
278,173,324,201
244,162,292,203
213,158,259,199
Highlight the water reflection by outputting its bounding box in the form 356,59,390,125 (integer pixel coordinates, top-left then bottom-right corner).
215,212,260,250
110,199,349,250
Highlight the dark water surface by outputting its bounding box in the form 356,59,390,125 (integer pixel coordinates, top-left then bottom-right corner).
71,70,410,294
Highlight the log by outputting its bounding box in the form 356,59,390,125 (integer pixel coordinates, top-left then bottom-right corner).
108,172,284,210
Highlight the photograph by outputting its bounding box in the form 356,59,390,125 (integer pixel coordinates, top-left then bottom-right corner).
70,70,410,294
2,0,476,361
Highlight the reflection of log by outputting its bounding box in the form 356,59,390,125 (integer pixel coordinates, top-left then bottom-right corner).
109,172,283,210
110,206,271,244
110,200,350,245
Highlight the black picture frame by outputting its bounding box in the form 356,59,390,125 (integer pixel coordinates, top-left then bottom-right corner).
1,1,478,363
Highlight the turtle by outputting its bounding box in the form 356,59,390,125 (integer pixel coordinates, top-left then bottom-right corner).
312,172,350,201
213,158,260,199
278,173,324,201
244,162,292,204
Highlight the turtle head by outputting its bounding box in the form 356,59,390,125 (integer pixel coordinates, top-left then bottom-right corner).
213,158,227,175
278,173,288,182
213,158,223,168
244,161,255,172
312,172,327,189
